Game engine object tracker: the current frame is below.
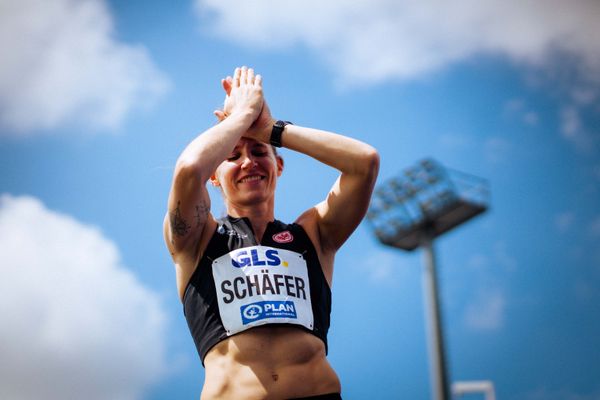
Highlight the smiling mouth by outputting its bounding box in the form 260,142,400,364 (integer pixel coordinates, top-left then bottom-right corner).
239,175,264,183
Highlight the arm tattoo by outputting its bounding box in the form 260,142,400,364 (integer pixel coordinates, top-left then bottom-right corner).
169,201,190,239
194,202,209,228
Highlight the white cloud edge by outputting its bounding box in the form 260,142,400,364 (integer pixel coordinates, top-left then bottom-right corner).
0,0,170,135
194,0,600,87
0,193,170,400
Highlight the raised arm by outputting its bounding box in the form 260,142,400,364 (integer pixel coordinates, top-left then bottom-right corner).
282,125,380,252
164,67,264,261
243,111,379,254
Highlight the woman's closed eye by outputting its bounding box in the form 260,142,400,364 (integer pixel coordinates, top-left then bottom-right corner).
227,146,267,161
252,150,268,157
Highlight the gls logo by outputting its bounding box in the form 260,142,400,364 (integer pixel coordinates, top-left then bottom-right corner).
231,248,281,268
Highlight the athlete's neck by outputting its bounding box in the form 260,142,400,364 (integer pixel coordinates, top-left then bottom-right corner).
226,203,274,242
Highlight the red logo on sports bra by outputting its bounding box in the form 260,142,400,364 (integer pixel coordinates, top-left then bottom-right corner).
272,231,293,243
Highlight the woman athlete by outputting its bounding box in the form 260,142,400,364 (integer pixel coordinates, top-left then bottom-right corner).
164,66,379,399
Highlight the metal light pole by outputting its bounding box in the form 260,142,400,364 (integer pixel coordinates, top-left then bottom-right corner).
421,231,450,400
366,159,490,400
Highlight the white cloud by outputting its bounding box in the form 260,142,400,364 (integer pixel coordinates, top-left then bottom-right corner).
464,288,506,331
195,0,600,86
0,194,167,400
0,0,169,135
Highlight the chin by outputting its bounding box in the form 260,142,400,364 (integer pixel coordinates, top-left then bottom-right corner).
243,192,273,205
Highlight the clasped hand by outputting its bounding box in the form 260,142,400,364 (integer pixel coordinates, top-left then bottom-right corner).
213,66,274,143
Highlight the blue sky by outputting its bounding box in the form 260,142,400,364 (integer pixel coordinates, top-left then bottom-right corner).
1,1,599,399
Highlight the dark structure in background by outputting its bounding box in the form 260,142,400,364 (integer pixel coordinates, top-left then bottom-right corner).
367,158,490,400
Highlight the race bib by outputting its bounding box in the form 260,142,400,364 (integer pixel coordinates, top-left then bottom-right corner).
212,245,314,336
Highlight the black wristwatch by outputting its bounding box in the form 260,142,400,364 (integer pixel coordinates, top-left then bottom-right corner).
270,120,292,148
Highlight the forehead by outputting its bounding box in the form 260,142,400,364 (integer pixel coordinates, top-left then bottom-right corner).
233,137,267,149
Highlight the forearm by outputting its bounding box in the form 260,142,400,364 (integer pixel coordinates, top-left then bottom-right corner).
281,124,379,177
277,122,379,251
176,111,254,181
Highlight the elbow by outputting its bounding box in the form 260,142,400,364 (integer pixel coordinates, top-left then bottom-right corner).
366,146,380,170
174,157,197,178
174,156,209,183
358,146,380,183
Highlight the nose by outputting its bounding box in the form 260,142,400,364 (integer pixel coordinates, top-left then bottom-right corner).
241,154,257,169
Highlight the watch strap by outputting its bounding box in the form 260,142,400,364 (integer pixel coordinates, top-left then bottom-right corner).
270,120,292,148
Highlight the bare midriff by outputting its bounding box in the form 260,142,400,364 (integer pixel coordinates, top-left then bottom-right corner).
201,325,341,400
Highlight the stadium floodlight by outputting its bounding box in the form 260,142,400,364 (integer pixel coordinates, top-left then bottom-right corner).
366,158,490,400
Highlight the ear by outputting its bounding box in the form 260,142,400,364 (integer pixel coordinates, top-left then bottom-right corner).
276,155,284,177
